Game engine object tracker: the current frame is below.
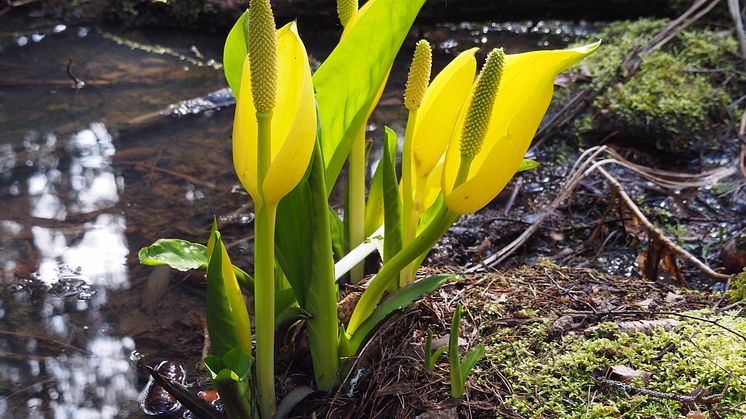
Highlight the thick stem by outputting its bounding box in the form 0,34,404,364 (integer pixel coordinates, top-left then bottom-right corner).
254,110,276,418
254,201,277,418
400,110,419,287
348,128,367,283
346,203,457,335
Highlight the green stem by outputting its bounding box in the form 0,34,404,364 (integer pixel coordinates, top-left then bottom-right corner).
400,110,418,287
347,152,475,336
255,110,276,418
346,203,457,335
348,127,366,283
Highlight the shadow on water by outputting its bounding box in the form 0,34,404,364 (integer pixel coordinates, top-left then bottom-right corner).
0,19,586,417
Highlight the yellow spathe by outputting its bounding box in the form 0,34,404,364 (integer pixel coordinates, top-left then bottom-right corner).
411,48,477,213
442,42,600,214
233,22,316,205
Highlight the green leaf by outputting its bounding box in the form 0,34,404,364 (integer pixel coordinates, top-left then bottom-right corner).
275,386,315,419
381,127,402,265
223,10,248,97
276,306,311,331
347,274,455,355
517,159,539,172
203,356,223,380
424,328,436,371
138,238,254,292
328,206,347,260
460,343,485,380
222,347,254,381
449,302,464,398
138,239,208,272
205,232,240,358
364,154,385,237
314,0,427,191
276,136,339,391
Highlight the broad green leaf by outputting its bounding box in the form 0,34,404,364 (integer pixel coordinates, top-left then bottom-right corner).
205,232,240,358
276,139,339,391
381,127,402,265
460,344,485,379
314,0,427,191
203,355,223,380
449,302,465,398
223,10,248,97
222,347,254,381
303,141,339,391
138,239,254,291
139,239,207,272
346,274,455,355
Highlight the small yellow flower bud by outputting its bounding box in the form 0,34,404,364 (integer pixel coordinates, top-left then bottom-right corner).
404,40,432,111
459,48,505,158
248,0,278,112
337,0,358,27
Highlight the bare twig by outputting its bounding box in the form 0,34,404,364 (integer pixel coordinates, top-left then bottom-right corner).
594,165,730,281
470,147,731,283
116,160,216,189
728,0,746,71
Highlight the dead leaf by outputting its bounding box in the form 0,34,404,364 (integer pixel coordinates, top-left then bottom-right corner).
605,365,652,386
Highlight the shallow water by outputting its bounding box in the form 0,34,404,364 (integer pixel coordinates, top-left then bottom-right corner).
0,19,579,418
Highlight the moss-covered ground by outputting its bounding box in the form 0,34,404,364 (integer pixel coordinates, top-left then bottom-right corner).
311,263,746,418
570,19,744,153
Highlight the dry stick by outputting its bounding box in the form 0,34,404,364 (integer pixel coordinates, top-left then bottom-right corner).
0,330,90,354
466,146,609,271
595,376,723,406
116,160,216,189
728,0,746,71
593,165,730,281
469,150,731,282
738,109,746,178
644,0,721,55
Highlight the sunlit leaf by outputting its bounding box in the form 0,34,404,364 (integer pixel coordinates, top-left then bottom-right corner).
460,344,485,380
223,10,248,97
139,239,207,272
314,0,426,190
382,127,402,264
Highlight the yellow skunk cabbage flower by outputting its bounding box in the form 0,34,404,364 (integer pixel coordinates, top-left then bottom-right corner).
404,40,432,111
232,22,316,205
410,48,477,213
442,42,600,214
337,0,358,27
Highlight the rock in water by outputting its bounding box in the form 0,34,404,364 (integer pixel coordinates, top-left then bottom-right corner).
138,360,187,416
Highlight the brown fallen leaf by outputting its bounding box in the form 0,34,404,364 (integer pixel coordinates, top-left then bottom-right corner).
605,365,652,386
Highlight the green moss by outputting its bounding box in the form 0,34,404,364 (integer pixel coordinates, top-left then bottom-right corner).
574,19,743,152
483,313,746,418
729,270,746,303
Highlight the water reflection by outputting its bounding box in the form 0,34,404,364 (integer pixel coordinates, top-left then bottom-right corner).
1,121,136,417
